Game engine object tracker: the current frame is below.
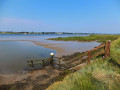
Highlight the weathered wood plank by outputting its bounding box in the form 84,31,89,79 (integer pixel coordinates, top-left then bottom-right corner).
90,50,105,58
88,44,105,52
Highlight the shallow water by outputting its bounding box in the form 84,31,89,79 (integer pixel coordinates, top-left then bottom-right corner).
0,34,84,41
0,41,56,74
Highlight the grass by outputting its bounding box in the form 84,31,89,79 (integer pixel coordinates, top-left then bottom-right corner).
110,38,120,65
47,38,120,90
48,34,120,42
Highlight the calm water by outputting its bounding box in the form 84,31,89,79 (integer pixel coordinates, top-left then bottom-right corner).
0,34,100,74
0,41,56,74
0,34,85,41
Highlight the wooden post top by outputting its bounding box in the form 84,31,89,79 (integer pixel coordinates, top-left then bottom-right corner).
108,40,111,43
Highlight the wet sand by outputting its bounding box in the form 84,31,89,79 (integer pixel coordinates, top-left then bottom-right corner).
0,66,60,90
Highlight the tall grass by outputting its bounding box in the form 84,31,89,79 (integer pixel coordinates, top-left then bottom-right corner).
110,38,120,65
47,38,120,90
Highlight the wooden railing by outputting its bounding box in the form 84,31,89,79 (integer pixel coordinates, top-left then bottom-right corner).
87,40,111,64
27,40,111,70
27,58,50,68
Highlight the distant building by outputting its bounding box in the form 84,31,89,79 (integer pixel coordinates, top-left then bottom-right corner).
57,33,62,34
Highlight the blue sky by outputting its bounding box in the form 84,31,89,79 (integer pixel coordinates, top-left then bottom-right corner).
0,0,120,33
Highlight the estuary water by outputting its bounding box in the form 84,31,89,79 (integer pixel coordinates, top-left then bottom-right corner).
0,34,100,74
0,41,56,74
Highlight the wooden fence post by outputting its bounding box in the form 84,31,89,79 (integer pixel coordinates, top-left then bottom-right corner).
42,59,45,67
50,55,54,66
105,41,108,57
50,53,54,66
87,51,91,64
105,40,111,57
59,60,61,69
31,60,34,67
108,40,111,56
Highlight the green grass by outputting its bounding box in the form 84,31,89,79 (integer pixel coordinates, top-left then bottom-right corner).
49,35,120,42
47,38,120,90
110,38,120,65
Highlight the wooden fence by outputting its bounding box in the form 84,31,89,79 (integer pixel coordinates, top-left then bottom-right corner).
27,40,111,70
27,58,50,69
87,40,111,64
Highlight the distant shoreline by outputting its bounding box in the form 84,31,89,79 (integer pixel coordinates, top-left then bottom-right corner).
0,32,92,35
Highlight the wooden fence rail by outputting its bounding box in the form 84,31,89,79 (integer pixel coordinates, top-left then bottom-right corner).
27,58,50,68
27,40,111,70
87,40,111,64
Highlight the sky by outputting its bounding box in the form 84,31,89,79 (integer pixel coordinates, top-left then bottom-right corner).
0,0,120,33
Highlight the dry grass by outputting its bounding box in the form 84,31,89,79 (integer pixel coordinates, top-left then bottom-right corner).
47,38,120,90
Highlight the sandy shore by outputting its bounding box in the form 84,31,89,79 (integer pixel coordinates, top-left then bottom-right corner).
30,40,65,57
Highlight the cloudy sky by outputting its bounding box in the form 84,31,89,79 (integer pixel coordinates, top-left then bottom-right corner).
0,0,120,33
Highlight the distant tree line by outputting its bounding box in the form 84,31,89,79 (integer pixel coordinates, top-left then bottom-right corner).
0,31,101,35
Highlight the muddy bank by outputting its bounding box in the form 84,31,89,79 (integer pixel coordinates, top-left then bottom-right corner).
0,52,85,90
0,66,60,90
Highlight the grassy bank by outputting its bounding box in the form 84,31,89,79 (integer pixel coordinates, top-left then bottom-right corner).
47,38,120,90
110,38,120,65
49,35,120,42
